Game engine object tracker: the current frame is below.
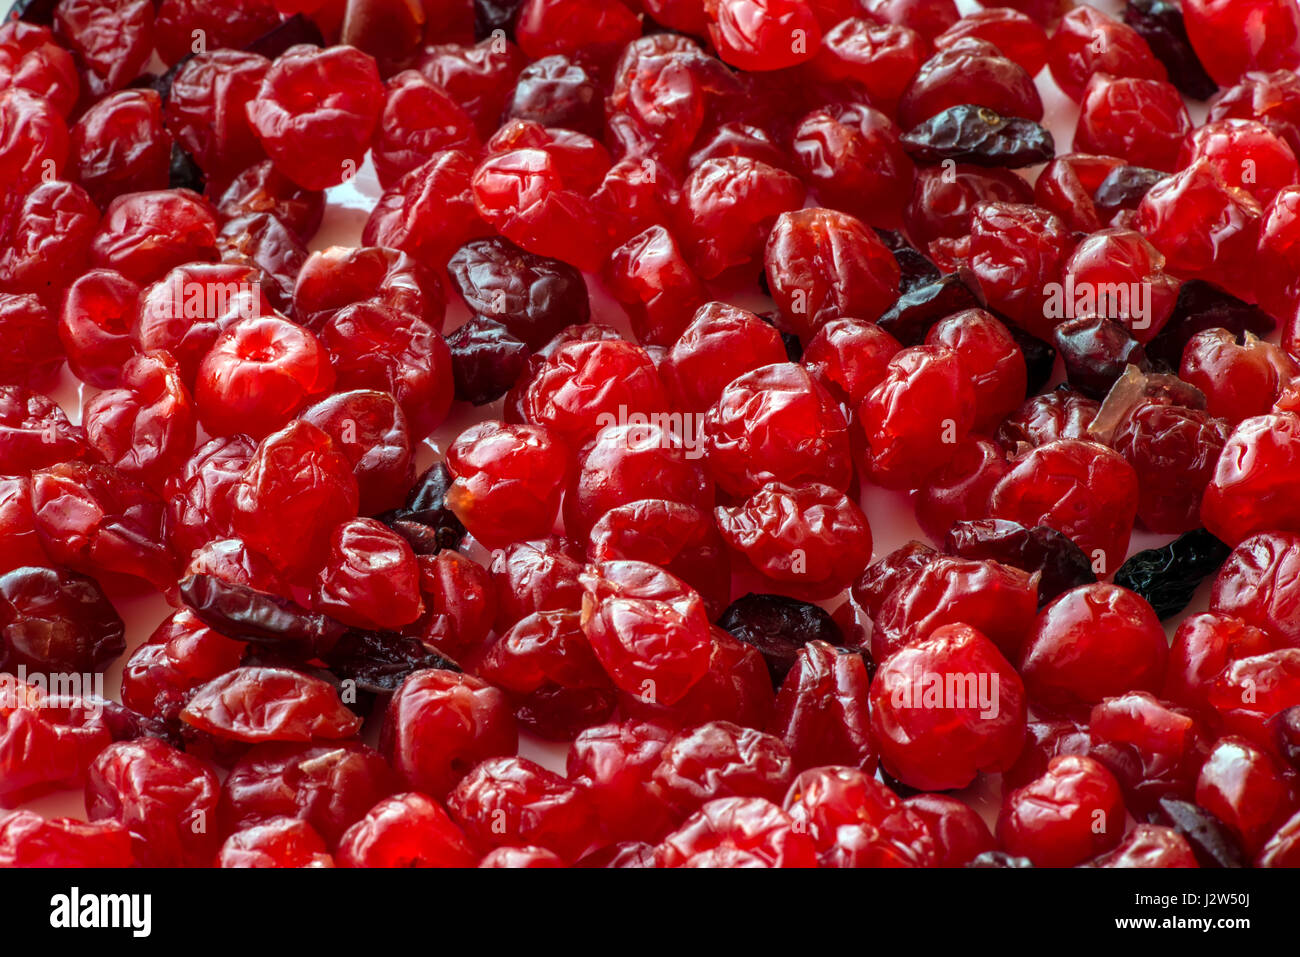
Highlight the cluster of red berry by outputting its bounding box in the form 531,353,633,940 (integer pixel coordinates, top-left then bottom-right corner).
1,0,1300,869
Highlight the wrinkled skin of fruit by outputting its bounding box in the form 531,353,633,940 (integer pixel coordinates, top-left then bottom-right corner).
381,669,518,799
704,363,851,498
660,303,788,413
180,667,361,744
869,623,1027,791
336,792,476,868
218,816,334,869
1201,414,1300,546
997,755,1127,867
0,564,124,674
0,811,133,868
246,44,384,191
85,737,220,867
655,796,817,868
783,766,937,868
446,755,594,862
566,719,676,844
769,640,875,773
649,721,794,822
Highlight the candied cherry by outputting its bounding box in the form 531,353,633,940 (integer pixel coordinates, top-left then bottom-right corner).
904,794,995,867
231,420,359,579
1035,153,1126,233
567,719,676,844
869,622,1028,791
1183,0,1300,86
859,345,974,491
715,482,871,599
914,438,1010,541
703,362,851,498
181,667,361,744
1020,583,1169,716
444,420,567,548
246,44,384,191
790,104,913,230
446,755,594,862
70,89,170,207
0,293,61,390
578,560,713,707
381,668,517,799
968,201,1074,340
936,8,1048,75
1195,736,1293,855
1075,74,1192,173
705,0,822,72
656,795,816,868
196,315,333,440
83,350,196,489
997,754,1127,867
0,181,99,306
1179,118,1300,207
649,721,794,824
1048,6,1166,102
898,38,1042,129
164,51,270,184
218,817,334,868
294,245,444,334
1201,415,1300,545
764,208,899,341
514,0,640,63
1091,823,1199,868
905,163,1034,248
336,792,476,868
90,190,220,285
86,737,220,867
0,21,78,119
802,318,901,408
769,640,875,773
605,226,707,348
1182,329,1294,424
1135,161,1264,299
372,69,479,188
312,518,422,630
677,156,805,280
0,811,132,868
660,303,787,413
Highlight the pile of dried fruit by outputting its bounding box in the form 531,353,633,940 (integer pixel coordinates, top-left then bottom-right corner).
1,0,1299,869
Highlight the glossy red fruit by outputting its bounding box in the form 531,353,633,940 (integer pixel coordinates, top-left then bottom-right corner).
579,561,713,707
605,227,706,348
246,44,384,191
372,70,479,188
31,461,175,589
935,8,1048,75
968,201,1075,339
1201,414,1300,545
1183,0,1300,86
656,796,817,867
0,21,79,119
446,755,594,861
716,482,872,599
997,755,1127,867
860,345,975,491
313,518,422,630
181,667,360,744
1048,5,1166,102
0,293,62,390
914,438,1010,541
1075,74,1192,173
295,245,445,334
418,39,528,140
85,737,220,867
783,766,937,868
898,37,1042,129
0,181,99,306
218,817,334,868
1134,161,1264,299
1196,736,1293,855
1180,119,1300,207
83,350,196,489
381,669,518,799
869,622,1028,791
164,50,270,183
704,363,851,498
0,811,133,868
0,477,49,574
90,190,221,285
566,423,713,541
660,303,788,413
905,163,1034,248
515,0,641,63
1035,153,1126,233
677,157,806,280
1183,330,1294,424
790,106,911,232
164,436,256,562
336,793,477,868
231,421,359,579
904,794,996,867
444,420,568,548
649,721,794,821
769,640,875,773
0,385,89,474
990,439,1139,575
518,338,668,448
219,740,397,848
405,551,496,661
153,0,280,66
764,208,900,341
567,719,676,844
705,0,822,72
810,18,924,112
1092,823,1199,868
0,88,66,196
53,0,154,100
0,682,112,807
1020,584,1169,716
58,269,140,388
70,89,170,207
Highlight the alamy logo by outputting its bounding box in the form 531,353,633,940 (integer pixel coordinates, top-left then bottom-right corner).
0,666,105,715
1042,276,1153,329
49,887,151,938
886,671,1001,719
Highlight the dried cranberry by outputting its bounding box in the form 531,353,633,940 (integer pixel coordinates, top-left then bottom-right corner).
998,755,1127,867
336,792,476,868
